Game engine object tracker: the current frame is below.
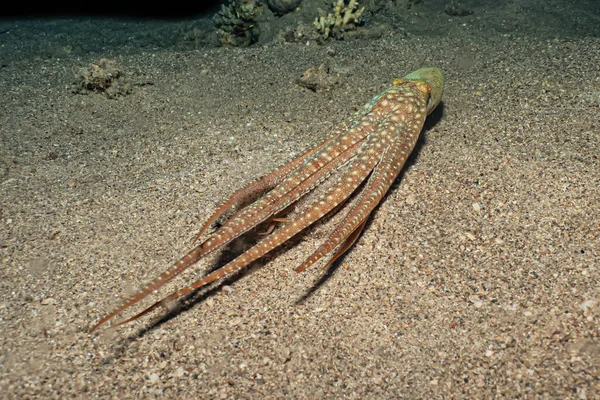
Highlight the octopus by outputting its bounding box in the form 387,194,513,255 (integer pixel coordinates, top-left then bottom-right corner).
90,67,445,333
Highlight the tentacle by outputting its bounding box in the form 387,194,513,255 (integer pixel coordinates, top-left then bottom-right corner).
192,127,342,244
320,217,368,271
294,85,430,273
207,115,380,245
89,243,211,332
295,142,413,273
90,138,363,333
294,83,432,273
90,111,377,332
90,69,443,332
111,132,389,327
194,107,376,244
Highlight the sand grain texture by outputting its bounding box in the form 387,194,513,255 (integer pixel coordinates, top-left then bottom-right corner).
0,2,599,398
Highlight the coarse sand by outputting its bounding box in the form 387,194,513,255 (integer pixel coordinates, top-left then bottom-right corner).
1,1,599,398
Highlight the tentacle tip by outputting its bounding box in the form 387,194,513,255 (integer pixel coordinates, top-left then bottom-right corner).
89,322,103,334
89,315,115,334
191,233,202,245
295,265,308,273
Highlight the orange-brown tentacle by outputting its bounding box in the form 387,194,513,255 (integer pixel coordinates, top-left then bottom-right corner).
205,115,380,245
110,132,388,328
295,143,411,273
91,120,377,332
193,129,341,244
193,109,369,244
320,217,368,270
90,245,210,332
90,135,365,332
91,69,445,333
196,135,366,252
295,85,430,273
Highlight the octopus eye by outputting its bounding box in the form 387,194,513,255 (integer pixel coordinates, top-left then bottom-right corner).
427,95,435,111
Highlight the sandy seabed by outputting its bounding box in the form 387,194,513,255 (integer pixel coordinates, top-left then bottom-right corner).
1,2,599,398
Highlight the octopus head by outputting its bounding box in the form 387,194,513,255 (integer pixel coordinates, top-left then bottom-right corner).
400,67,445,115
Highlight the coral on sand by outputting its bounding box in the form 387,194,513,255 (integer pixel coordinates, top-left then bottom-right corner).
213,0,262,47
314,0,365,38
